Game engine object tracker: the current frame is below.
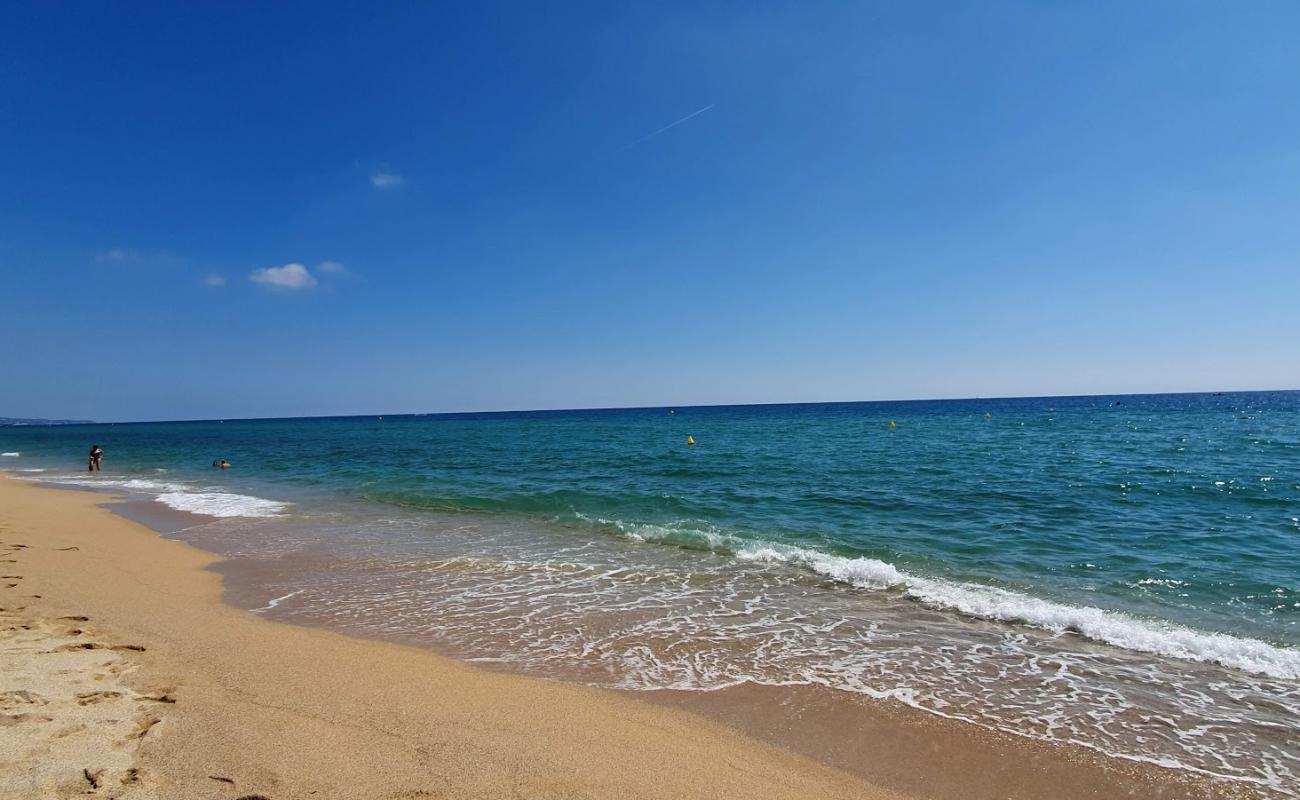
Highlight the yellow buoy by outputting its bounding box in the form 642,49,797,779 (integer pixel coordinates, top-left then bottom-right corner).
984,412,991,419
686,435,695,446
888,420,896,429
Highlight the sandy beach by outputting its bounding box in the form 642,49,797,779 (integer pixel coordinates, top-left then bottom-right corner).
0,475,1247,799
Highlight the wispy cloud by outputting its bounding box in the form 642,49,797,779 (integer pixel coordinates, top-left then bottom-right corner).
371,172,404,189
317,260,347,275
619,104,716,152
249,263,317,290
203,273,227,287
96,247,141,263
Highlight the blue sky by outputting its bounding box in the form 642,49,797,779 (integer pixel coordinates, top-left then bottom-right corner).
2,2,1298,421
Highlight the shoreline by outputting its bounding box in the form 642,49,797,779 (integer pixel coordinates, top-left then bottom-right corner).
1,476,1251,798
0,475,886,799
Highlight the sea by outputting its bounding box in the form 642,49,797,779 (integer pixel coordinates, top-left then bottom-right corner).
3,391,1298,796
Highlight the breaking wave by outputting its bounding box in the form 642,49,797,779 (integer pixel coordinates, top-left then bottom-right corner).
579,514,1300,680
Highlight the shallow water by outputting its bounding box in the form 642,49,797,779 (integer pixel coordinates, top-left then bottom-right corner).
4,392,1298,795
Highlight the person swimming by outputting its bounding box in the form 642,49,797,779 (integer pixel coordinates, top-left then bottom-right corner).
212,459,231,469
88,445,103,472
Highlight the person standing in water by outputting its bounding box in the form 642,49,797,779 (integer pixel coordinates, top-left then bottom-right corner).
88,445,103,472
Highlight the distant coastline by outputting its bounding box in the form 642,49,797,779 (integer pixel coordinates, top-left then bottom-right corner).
0,417,95,427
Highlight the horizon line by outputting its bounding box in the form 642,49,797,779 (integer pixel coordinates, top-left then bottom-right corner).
7,386,1297,427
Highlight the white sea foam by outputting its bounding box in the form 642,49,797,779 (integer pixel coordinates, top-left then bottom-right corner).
33,475,189,492
156,491,288,518
770,543,1300,680
1135,578,1187,588
27,473,289,519
900,576,1300,680
122,478,190,492
251,589,303,613
1,452,19,457
608,524,1300,680
735,544,905,590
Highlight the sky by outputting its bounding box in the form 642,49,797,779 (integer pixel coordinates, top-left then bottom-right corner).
2,2,1299,422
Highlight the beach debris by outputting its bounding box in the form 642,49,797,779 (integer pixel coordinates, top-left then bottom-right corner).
57,546,79,551
121,768,142,785
235,795,271,800
208,775,235,785
59,615,90,621
83,767,104,789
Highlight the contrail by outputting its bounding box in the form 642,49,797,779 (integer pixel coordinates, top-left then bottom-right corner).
618,103,716,151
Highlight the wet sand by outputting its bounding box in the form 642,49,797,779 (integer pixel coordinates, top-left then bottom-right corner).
0,475,1247,799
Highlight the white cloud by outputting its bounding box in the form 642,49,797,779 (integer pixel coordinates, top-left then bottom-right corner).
249,263,317,290
204,273,227,287
371,172,404,189
317,260,347,274
96,248,141,263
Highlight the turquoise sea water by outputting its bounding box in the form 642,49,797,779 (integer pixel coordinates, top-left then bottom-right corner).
3,391,1299,794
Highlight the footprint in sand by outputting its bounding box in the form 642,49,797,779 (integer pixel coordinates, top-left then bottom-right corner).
54,642,146,653
0,690,48,708
76,691,124,706
129,716,161,741
56,642,106,652
1,712,55,726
